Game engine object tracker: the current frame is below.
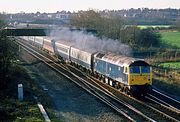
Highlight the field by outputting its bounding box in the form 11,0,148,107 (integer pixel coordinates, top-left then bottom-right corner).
137,25,171,29
160,31,180,48
158,62,180,69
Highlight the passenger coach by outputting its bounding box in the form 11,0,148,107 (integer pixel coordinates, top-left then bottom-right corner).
53,40,71,62
70,47,95,71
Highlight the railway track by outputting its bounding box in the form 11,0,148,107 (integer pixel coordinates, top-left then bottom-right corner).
151,88,180,110
145,93,180,121
63,64,156,122
66,63,180,122
16,38,180,122
16,39,156,121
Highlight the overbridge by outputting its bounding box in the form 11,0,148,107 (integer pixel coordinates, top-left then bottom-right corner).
3,28,49,36
3,28,97,36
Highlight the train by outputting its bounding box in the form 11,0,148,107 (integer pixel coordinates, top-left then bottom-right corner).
19,36,152,96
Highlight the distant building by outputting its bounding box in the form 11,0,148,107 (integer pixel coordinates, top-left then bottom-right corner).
55,11,71,20
47,14,52,18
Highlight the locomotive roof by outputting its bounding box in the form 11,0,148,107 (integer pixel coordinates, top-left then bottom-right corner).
97,52,144,67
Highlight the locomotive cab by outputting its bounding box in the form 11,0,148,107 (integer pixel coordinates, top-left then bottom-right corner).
128,61,152,96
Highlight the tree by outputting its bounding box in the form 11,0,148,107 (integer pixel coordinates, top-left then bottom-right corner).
71,10,102,29
71,10,126,39
138,28,161,48
100,15,126,39
120,26,161,49
71,10,161,50
175,18,180,31
0,15,18,88
120,26,141,47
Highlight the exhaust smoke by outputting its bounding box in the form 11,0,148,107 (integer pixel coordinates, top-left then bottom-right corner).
50,28,132,56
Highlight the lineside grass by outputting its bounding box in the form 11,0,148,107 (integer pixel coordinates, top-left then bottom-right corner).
158,62,180,69
138,25,171,29
153,77,180,97
160,31,180,48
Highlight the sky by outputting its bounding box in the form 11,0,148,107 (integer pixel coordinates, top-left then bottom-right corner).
1,0,180,13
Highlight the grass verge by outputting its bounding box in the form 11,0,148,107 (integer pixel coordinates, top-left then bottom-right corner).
160,31,180,48
153,76,180,97
137,25,171,29
0,64,44,121
158,62,180,69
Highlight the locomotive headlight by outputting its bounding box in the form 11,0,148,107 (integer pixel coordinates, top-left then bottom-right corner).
143,77,146,80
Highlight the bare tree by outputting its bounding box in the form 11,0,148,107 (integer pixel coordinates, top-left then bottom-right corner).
0,15,18,88
71,10,126,39
175,18,180,31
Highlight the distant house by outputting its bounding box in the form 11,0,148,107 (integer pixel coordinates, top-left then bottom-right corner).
55,11,71,20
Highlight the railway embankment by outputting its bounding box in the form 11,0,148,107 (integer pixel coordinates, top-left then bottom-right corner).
0,63,44,121
152,78,180,100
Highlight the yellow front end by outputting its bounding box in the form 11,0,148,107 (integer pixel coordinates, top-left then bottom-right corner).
128,67,152,86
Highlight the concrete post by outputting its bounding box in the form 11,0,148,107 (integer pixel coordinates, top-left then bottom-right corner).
18,84,23,100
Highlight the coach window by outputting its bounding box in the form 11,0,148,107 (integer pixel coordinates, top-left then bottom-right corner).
118,67,121,71
109,67,111,71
